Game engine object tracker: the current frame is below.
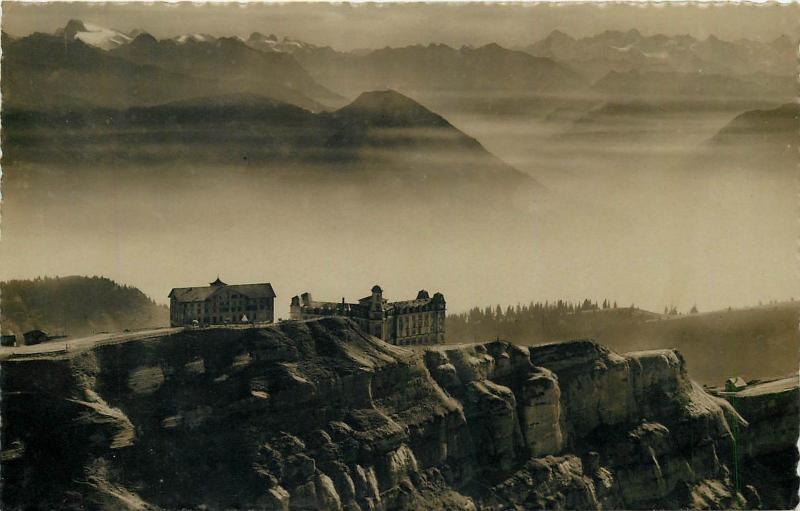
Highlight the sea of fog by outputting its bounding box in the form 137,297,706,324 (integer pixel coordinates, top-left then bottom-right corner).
1,94,795,317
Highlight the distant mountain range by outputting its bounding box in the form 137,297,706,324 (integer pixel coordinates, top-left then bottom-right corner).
272,28,796,102
4,20,795,113
3,19,795,186
524,29,797,81
246,32,320,54
2,21,340,112
110,32,341,108
291,43,587,99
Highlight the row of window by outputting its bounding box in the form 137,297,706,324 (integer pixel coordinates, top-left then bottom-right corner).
396,312,444,336
191,313,264,324
181,303,272,313
395,334,444,346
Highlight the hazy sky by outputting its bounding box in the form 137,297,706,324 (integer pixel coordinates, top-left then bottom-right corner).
3,2,798,49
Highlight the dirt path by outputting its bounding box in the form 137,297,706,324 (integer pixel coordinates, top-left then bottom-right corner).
0,327,185,361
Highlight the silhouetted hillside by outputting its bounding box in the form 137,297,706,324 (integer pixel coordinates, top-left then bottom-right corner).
711,102,799,148
3,90,535,190
1,276,168,339
696,102,798,172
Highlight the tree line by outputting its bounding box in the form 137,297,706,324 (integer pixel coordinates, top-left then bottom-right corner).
1,275,168,337
446,298,642,343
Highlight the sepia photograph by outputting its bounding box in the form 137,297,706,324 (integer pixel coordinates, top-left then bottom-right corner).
0,1,798,509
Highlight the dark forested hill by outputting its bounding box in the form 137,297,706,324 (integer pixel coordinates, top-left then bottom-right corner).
1,276,168,339
448,301,800,385
711,102,799,148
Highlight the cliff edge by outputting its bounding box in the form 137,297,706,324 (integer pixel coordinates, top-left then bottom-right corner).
2,318,796,510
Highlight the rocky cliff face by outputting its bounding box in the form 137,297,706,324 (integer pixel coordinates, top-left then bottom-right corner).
2,318,796,510
717,378,800,510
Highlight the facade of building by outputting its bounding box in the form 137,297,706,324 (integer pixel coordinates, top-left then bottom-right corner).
168,278,276,327
290,285,445,345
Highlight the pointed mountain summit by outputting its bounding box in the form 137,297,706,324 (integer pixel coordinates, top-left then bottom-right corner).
249,32,278,42
247,32,278,52
63,19,89,40
129,32,158,49
174,33,217,44
58,19,132,50
245,32,319,54
127,28,149,39
318,90,536,188
529,29,577,59
546,29,574,42
333,90,451,129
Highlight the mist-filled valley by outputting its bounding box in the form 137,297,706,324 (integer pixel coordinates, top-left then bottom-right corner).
3,97,795,319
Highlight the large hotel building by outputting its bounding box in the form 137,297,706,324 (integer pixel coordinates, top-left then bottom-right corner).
290,285,445,346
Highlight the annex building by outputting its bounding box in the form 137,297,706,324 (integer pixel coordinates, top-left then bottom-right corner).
290,285,446,345
168,278,276,326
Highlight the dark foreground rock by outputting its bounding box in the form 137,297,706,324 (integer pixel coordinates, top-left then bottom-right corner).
715,377,800,510
2,318,796,510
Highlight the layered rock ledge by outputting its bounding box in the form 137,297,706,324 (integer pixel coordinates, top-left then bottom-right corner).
2,318,796,510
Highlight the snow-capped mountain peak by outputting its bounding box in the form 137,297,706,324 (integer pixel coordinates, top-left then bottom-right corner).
174,33,217,44
245,32,318,53
59,19,132,50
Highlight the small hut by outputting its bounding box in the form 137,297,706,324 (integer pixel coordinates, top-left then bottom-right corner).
725,377,747,392
1,333,17,347
23,330,49,345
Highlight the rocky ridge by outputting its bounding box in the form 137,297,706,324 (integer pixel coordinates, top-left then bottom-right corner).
1,317,796,510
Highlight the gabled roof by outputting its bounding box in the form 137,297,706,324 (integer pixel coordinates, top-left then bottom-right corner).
229,283,276,299
726,376,747,388
169,286,218,302
169,281,276,302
